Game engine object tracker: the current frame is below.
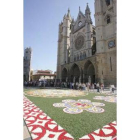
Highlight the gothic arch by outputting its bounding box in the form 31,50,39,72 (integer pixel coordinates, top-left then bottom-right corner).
84,60,95,83
62,68,68,82
70,63,81,82
76,32,85,38
104,11,113,21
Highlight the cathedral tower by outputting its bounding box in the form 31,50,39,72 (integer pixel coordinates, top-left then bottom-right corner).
56,9,72,80
94,0,116,85
24,47,32,82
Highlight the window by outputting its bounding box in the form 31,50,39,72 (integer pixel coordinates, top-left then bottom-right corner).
78,21,82,27
106,0,110,6
107,16,111,24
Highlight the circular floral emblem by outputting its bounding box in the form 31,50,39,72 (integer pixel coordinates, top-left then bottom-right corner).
104,96,117,103
92,102,105,106
63,108,83,114
68,102,92,109
85,106,105,113
53,99,105,114
93,96,117,103
53,103,65,107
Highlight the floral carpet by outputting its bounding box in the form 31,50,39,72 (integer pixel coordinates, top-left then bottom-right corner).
23,96,117,140
24,89,87,98
53,99,105,114
93,96,117,103
23,96,73,140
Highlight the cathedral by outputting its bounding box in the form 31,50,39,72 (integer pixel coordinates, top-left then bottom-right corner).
56,0,116,86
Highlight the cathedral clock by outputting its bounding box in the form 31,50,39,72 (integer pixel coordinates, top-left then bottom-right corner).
75,35,85,50
108,40,115,48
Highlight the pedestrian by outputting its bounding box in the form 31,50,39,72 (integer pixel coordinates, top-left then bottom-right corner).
76,82,78,90
100,83,104,93
72,82,74,89
94,82,97,89
70,82,72,89
111,84,115,93
83,83,86,90
91,83,94,91
96,82,100,92
87,82,90,92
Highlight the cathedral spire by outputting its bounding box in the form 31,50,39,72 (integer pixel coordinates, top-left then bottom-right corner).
63,14,67,19
85,3,92,24
85,3,91,15
68,8,70,13
67,8,71,18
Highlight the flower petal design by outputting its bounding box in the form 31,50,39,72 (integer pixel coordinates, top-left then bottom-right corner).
63,107,83,114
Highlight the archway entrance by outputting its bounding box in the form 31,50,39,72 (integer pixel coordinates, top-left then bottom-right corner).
62,68,68,82
70,64,80,82
84,60,95,83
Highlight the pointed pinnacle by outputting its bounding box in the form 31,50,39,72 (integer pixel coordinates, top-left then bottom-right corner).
68,8,70,13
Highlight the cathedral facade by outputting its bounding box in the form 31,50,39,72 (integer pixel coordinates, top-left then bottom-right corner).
56,0,116,86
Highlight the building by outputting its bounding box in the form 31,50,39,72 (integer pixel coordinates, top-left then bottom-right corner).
56,1,116,86
31,70,56,81
24,47,32,82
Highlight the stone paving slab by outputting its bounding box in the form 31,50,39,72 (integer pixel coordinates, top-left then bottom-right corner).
23,120,32,140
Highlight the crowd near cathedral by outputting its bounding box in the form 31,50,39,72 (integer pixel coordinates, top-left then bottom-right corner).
57,0,116,86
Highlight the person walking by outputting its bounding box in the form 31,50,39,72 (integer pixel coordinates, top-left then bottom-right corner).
83,83,86,90
72,82,74,89
87,82,90,92
96,82,100,92
94,82,97,89
91,83,94,91
111,84,115,93
100,83,104,93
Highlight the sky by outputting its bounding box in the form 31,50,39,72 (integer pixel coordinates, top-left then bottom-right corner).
24,0,95,73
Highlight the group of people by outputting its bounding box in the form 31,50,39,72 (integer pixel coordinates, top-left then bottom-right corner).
24,80,55,87
24,80,116,93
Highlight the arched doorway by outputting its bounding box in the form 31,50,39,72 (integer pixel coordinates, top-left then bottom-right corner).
84,60,95,83
70,64,80,82
62,68,68,82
